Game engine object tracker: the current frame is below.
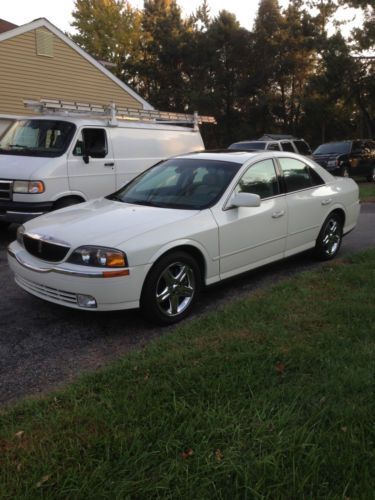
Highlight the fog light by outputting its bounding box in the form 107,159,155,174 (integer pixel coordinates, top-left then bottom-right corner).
77,294,97,308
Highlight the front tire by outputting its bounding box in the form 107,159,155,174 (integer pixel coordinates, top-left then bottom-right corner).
314,213,343,261
140,251,201,325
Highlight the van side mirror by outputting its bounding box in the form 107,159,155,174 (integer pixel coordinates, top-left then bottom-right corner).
228,192,261,208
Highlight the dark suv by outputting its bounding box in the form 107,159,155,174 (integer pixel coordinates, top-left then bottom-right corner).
312,140,375,182
228,135,312,156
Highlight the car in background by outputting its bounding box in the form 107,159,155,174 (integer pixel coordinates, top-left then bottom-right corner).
313,140,375,182
8,151,359,325
228,134,312,156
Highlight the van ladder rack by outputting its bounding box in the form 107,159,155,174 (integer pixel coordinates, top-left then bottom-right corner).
23,99,216,129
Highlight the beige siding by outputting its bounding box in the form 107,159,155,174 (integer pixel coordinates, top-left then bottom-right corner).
0,28,142,115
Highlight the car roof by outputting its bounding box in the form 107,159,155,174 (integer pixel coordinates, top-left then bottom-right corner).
175,150,304,164
258,134,297,140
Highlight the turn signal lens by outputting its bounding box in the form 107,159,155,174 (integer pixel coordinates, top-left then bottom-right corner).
101,250,126,267
13,180,45,194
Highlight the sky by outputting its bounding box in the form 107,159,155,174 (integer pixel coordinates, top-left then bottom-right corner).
0,0,363,36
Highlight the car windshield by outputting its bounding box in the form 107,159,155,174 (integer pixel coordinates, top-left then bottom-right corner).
107,158,241,210
0,120,76,157
313,142,351,155
229,142,266,150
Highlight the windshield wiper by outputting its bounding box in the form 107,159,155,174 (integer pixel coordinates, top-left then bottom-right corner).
126,200,162,207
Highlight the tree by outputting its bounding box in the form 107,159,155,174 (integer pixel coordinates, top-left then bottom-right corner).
203,11,251,145
71,0,141,79
249,0,317,135
125,0,193,110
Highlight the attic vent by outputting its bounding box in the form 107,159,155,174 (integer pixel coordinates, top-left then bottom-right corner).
35,29,53,57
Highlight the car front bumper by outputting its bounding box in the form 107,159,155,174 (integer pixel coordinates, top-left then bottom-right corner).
7,242,151,311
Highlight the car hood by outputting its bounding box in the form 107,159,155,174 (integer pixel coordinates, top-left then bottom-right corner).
23,198,200,248
0,154,54,179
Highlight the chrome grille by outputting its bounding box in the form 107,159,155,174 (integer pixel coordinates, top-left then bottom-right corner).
0,180,12,200
15,275,78,305
23,235,70,262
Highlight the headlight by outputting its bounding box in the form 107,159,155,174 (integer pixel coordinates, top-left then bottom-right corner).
13,180,45,194
16,225,25,247
67,246,128,268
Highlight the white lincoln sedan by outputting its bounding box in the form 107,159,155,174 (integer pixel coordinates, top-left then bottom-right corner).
8,151,360,324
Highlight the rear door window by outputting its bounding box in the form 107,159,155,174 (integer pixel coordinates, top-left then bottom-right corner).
266,142,281,151
281,141,295,152
279,157,323,192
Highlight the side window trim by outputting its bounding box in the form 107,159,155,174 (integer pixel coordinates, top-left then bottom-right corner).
234,158,281,199
275,156,325,193
72,127,108,158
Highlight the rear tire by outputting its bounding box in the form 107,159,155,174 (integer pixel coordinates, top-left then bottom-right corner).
140,251,201,325
314,213,343,261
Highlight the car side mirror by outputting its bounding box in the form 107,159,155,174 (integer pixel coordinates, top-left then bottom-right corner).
229,192,261,208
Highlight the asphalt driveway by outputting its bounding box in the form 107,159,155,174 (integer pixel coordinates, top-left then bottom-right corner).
0,203,374,406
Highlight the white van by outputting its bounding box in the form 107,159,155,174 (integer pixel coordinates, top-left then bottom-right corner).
0,101,210,225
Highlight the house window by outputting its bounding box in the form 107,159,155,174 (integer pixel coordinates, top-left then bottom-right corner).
35,29,54,57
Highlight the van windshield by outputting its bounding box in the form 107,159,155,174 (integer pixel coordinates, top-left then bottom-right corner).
0,120,76,157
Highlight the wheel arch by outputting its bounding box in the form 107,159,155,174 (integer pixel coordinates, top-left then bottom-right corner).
329,206,346,227
52,194,86,210
51,190,87,203
147,241,209,286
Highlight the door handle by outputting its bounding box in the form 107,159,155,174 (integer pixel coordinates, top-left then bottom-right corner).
321,198,332,206
104,162,115,167
272,210,285,218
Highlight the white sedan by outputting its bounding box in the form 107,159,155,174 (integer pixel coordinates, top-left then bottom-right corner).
8,151,360,324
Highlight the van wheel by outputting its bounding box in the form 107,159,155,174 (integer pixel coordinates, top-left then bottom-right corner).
140,251,201,325
314,213,343,261
366,166,375,183
53,197,83,211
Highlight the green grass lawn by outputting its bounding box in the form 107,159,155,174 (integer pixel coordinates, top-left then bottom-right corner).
356,180,375,202
1,250,375,498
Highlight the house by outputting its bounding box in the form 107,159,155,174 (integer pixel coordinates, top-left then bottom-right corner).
0,17,152,120
0,19,18,34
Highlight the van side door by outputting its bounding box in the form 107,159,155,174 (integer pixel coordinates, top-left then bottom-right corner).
67,127,116,200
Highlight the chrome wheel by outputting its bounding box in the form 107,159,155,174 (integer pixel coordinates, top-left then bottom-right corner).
156,261,196,317
141,251,201,324
315,213,343,260
322,218,341,256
